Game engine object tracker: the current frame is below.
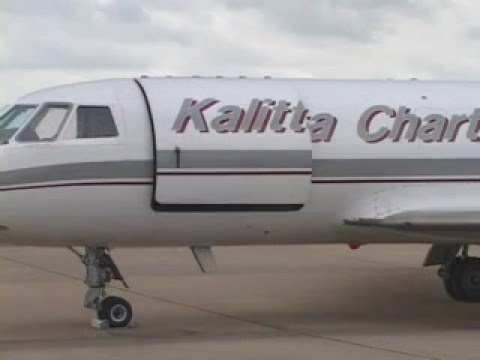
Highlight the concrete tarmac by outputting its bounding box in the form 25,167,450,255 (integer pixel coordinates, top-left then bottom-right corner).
1,245,480,360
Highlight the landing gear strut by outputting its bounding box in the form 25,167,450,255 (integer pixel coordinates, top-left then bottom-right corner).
439,245,480,302
70,247,132,328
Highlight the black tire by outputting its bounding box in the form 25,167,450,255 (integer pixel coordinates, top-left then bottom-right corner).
443,257,480,302
97,296,132,328
444,277,462,300
443,259,467,301
455,257,480,302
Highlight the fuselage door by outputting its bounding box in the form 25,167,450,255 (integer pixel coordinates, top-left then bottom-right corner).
137,78,313,212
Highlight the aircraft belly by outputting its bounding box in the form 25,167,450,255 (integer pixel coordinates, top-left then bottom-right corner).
0,182,477,247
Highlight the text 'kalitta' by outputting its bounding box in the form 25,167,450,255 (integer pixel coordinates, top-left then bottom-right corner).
172,98,336,142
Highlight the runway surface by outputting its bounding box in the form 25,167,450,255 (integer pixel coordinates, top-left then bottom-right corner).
1,244,480,360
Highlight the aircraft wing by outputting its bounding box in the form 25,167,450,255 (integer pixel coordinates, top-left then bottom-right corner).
344,210,480,234
345,210,480,266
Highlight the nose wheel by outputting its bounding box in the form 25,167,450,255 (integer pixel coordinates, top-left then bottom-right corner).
98,296,133,328
69,247,133,328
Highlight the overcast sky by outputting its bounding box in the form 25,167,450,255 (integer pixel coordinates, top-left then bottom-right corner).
0,0,479,103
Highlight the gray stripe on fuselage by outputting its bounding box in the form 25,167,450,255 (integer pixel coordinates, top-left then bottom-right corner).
1,156,480,188
0,161,152,187
156,150,312,169
311,159,480,178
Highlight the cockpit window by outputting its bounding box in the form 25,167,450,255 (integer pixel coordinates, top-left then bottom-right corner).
0,105,37,144
76,106,118,138
17,104,70,142
0,105,10,116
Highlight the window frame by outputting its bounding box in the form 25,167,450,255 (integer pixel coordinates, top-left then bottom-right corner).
15,102,73,143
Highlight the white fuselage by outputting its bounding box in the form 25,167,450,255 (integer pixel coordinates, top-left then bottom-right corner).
1,78,480,247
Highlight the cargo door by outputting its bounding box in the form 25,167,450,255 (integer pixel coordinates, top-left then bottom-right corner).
136,77,312,212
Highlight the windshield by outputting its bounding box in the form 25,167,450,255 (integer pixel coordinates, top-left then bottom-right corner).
0,105,37,144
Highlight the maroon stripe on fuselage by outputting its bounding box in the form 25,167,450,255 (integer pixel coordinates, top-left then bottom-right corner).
0,176,480,193
0,181,153,192
311,178,480,184
156,171,312,176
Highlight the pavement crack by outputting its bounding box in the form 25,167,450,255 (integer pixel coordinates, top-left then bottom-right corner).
0,256,83,282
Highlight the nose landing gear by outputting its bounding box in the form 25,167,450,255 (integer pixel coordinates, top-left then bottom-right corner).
69,247,133,328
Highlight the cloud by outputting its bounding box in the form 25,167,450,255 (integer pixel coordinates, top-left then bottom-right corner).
0,0,191,70
0,0,478,104
98,0,148,23
225,0,436,43
467,26,480,39
0,0,447,74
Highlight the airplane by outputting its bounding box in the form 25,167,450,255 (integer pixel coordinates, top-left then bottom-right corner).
1,76,480,328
